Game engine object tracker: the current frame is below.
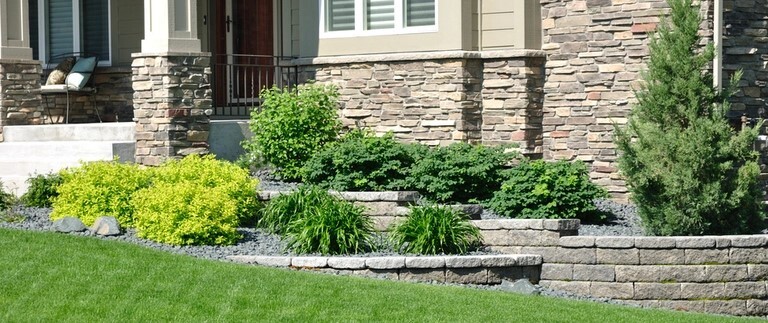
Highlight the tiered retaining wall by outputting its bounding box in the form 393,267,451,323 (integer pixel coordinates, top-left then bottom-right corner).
257,191,767,316
228,254,542,285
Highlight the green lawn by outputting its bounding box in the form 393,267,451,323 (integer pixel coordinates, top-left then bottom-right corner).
0,228,755,322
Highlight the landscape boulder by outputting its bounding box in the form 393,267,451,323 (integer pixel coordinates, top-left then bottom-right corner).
53,217,87,233
90,216,121,236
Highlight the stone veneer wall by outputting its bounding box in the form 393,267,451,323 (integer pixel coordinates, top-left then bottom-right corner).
539,0,714,197
0,59,42,142
297,50,546,155
722,0,768,116
131,53,212,166
42,67,135,124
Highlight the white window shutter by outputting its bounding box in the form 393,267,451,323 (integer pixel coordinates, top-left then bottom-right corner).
48,0,74,59
366,0,394,30
327,0,355,31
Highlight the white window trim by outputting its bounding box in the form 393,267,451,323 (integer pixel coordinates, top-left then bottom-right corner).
319,0,438,39
34,0,112,66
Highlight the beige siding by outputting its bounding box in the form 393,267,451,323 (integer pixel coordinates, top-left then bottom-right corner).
479,0,540,50
113,0,143,66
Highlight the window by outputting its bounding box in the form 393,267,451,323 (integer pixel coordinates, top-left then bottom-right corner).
28,0,111,65
321,0,436,37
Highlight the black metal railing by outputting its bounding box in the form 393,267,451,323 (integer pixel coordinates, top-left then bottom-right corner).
211,54,299,118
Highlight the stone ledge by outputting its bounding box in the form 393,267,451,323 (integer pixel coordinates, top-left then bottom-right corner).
258,190,420,203
294,50,547,66
131,52,212,58
472,219,579,231
228,254,542,270
561,235,768,249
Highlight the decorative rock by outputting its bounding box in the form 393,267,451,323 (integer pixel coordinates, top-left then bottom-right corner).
89,216,121,236
53,217,86,233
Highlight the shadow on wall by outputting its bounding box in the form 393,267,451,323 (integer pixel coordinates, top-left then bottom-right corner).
208,120,251,161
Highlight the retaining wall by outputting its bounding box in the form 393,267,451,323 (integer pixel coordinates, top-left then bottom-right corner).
228,254,542,285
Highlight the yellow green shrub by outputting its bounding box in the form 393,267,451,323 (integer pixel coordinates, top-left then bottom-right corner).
132,182,240,246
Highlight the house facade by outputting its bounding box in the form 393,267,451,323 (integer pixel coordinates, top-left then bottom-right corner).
0,0,766,198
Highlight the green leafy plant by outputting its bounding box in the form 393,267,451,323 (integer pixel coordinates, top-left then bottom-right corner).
132,182,241,246
259,185,332,234
486,160,608,222
302,129,427,191
389,204,482,255
0,181,13,211
284,195,373,255
50,161,151,227
21,172,63,208
243,83,342,181
614,0,765,235
399,143,520,204
150,155,260,227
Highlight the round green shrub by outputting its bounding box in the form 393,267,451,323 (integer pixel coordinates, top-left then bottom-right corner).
401,143,520,204
21,172,62,208
244,83,342,181
132,182,241,246
302,130,427,191
152,155,260,226
486,160,608,222
389,204,482,255
51,161,151,227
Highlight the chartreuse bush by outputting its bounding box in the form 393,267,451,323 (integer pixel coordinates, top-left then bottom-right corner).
390,204,481,255
21,172,62,208
148,154,260,226
132,182,241,246
243,83,342,181
260,185,374,254
400,143,520,204
487,160,608,222
614,0,765,235
50,161,150,227
302,129,427,191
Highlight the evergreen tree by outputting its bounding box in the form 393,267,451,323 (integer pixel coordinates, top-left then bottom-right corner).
615,0,765,235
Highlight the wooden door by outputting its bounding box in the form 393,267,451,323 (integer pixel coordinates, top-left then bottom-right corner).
213,0,274,110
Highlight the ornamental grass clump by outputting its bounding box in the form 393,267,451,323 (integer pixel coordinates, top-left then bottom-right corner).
486,160,608,222
261,185,374,255
614,0,765,235
390,204,482,255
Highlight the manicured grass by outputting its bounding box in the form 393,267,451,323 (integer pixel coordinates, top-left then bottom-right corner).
0,228,756,322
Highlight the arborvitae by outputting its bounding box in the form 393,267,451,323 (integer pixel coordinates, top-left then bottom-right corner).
614,0,765,235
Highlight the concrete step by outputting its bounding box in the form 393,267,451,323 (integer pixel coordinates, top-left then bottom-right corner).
3,123,134,142
0,141,120,160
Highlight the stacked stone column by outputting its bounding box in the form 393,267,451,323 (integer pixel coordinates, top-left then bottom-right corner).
131,53,211,166
0,59,41,141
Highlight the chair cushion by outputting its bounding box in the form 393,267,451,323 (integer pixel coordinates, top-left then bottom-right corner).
66,72,92,89
71,56,97,73
45,57,75,85
40,84,78,93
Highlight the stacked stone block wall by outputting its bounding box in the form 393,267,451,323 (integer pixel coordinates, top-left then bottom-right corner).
299,50,546,154
42,67,135,123
131,53,212,166
491,233,768,317
0,59,42,142
229,254,543,285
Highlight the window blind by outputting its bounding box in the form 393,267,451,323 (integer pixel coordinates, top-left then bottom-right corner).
366,0,394,30
405,0,435,27
48,0,73,59
327,0,355,31
82,0,109,60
